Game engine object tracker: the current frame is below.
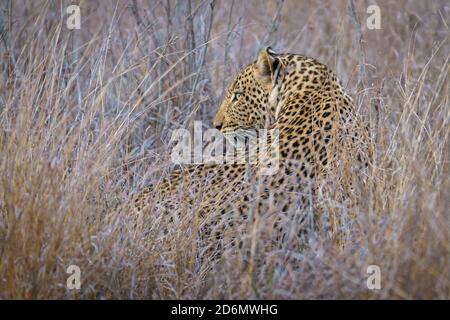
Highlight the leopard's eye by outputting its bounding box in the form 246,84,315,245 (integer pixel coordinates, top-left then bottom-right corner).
232,92,242,102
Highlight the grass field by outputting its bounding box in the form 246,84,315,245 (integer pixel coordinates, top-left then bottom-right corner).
0,0,448,299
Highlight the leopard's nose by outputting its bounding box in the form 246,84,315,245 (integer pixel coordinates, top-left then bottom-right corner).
213,115,223,130
214,121,223,130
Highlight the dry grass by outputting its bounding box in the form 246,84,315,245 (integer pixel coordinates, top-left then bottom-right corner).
0,0,448,299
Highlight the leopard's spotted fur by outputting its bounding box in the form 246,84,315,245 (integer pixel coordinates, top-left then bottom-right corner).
132,48,372,254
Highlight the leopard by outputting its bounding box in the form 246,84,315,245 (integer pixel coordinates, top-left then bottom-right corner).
131,47,372,262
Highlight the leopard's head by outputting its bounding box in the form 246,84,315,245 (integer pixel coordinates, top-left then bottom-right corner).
213,47,282,142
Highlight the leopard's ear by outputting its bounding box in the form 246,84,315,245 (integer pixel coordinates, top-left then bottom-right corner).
254,47,279,90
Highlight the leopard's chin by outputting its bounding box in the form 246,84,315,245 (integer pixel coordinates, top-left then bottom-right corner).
223,128,258,145
223,128,258,148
